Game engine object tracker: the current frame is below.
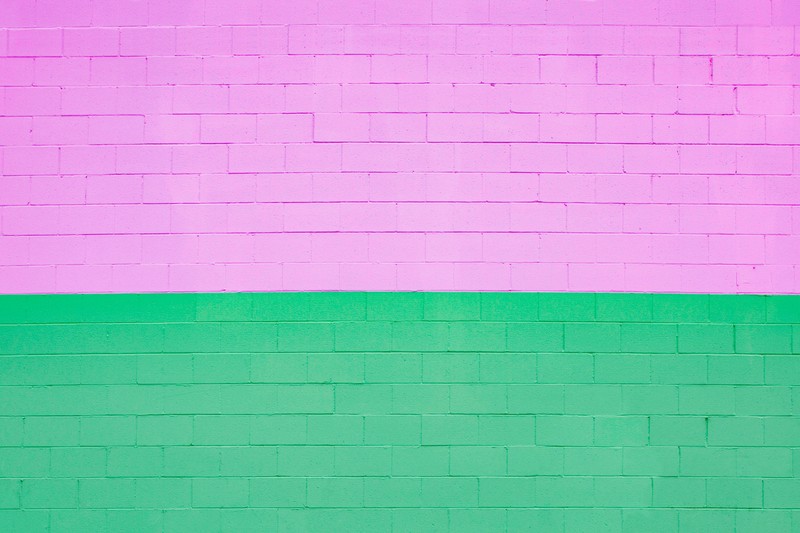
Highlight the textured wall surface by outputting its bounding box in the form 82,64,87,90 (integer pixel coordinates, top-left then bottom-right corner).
0,292,798,532
1,0,799,293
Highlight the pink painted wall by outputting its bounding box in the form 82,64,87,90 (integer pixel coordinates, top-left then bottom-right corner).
1,0,799,293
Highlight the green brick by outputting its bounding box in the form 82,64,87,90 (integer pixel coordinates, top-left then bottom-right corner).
391,446,448,476
0,449,49,477
193,415,250,445
622,385,679,415
392,322,448,351
680,447,737,476
479,415,536,445
0,510,49,531
619,324,676,353
650,416,707,446
334,446,390,476
277,446,334,476
735,325,793,354
565,384,622,415
622,447,678,476
365,353,421,383
735,510,792,533
163,323,221,353
451,509,506,533
564,323,620,352
392,509,448,533
479,477,536,507
307,414,363,445
216,322,278,352
653,478,706,507
507,447,564,476
594,477,651,507
0,480,20,509
193,353,250,383
651,355,707,384
708,355,763,384
137,478,191,508
765,295,800,323
24,416,79,446
678,324,735,353
507,385,564,414
80,416,136,446
335,385,391,414
679,385,735,415
506,323,564,352
363,478,421,508
450,446,506,476
480,293,538,321
137,415,193,445
22,479,77,509
424,292,480,320
365,415,421,445
535,415,593,446
251,293,310,321
108,447,163,477
764,479,800,508
308,478,363,507
448,322,506,352
192,478,249,508
50,510,107,533
307,292,366,321
596,293,652,322
250,478,306,507
422,353,479,382
366,293,423,321
420,477,478,507
594,416,648,446
251,353,307,383
309,353,364,383
622,510,678,533
335,322,392,351
595,354,650,384
196,293,252,322
163,447,219,476
564,447,622,475
737,448,793,477
537,353,593,383
277,323,334,352
707,478,762,508
392,384,448,414
78,479,136,508
219,447,276,477
479,353,536,383
450,384,507,414
709,294,766,323
539,292,595,321
652,294,709,322
421,415,479,445
536,477,593,507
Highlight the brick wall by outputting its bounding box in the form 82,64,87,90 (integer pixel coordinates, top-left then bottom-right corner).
0,292,798,531
1,0,798,293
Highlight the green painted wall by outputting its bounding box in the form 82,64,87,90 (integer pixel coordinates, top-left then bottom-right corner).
0,293,798,532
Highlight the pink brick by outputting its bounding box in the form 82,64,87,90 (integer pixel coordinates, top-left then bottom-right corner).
597,115,651,144
653,115,708,144
63,28,119,55
680,146,736,175
261,0,318,24
204,56,259,84
455,143,509,172
371,55,427,83
5,87,61,116
314,56,370,84
286,84,340,113
717,0,771,25
547,0,603,24
453,85,508,113
567,204,623,232
659,0,715,26
345,25,402,54
87,176,143,204
712,56,769,85
224,264,283,292
710,235,764,265
483,233,539,262
169,264,226,292
429,55,483,83
737,146,793,176
625,264,682,292
288,25,345,55
30,176,86,205
57,265,113,293
569,263,625,292
120,27,175,56
680,27,736,55
425,233,482,262
511,263,568,291
709,116,765,144
766,116,800,144
428,114,483,142
228,203,282,232
286,144,341,172
540,175,595,202
709,176,765,205
564,85,622,113
90,57,146,86
622,86,677,114
595,175,651,203
201,115,257,144
484,55,539,83
509,203,566,232
452,203,510,231
369,234,425,263
176,27,232,56
230,86,285,113
432,0,488,23
454,263,511,291
678,86,735,115
32,116,88,146
624,204,679,233
340,263,396,290
652,175,708,204
254,234,311,262
232,26,288,55
400,26,456,55
340,203,396,231
314,113,370,142
539,114,595,143
34,57,91,87
510,144,567,172
8,28,61,56
3,146,59,176
86,235,142,264
144,115,201,144
88,116,144,145
148,0,205,25
738,27,793,55
397,203,453,231
597,56,653,85
342,84,398,112
512,26,568,54
603,0,659,24
91,0,147,26
60,146,116,175
483,114,538,142
567,26,623,54
283,263,340,291
375,0,432,23
319,0,374,23
540,56,595,83
735,206,793,235
370,114,427,142
489,0,546,23
456,26,512,54
680,205,736,234
198,234,254,263
397,263,454,290
736,86,794,115
204,0,261,25
624,26,679,54
766,236,800,265
482,174,538,202
624,145,680,174
655,56,712,85
116,145,172,175
568,144,624,173
173,145,227,174
768,56,800,85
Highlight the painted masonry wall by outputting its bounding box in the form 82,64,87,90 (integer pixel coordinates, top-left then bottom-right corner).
0,0,798,294
0,292,798,532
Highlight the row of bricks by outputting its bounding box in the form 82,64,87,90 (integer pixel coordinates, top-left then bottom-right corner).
2,25,800,58
2,55,799,87
3,292,795,323
2,203,798,234
0,320,796,353
3,413,799,446
2,263,798,293
0,508,796,533
2,0,798,27
4,352,799,386
2,174,796,205
4,85,795,116
1,476,800,509
3,144,799,175
2,234,800,267
2,387,798,419
4,113,800,146
0,443,796,477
